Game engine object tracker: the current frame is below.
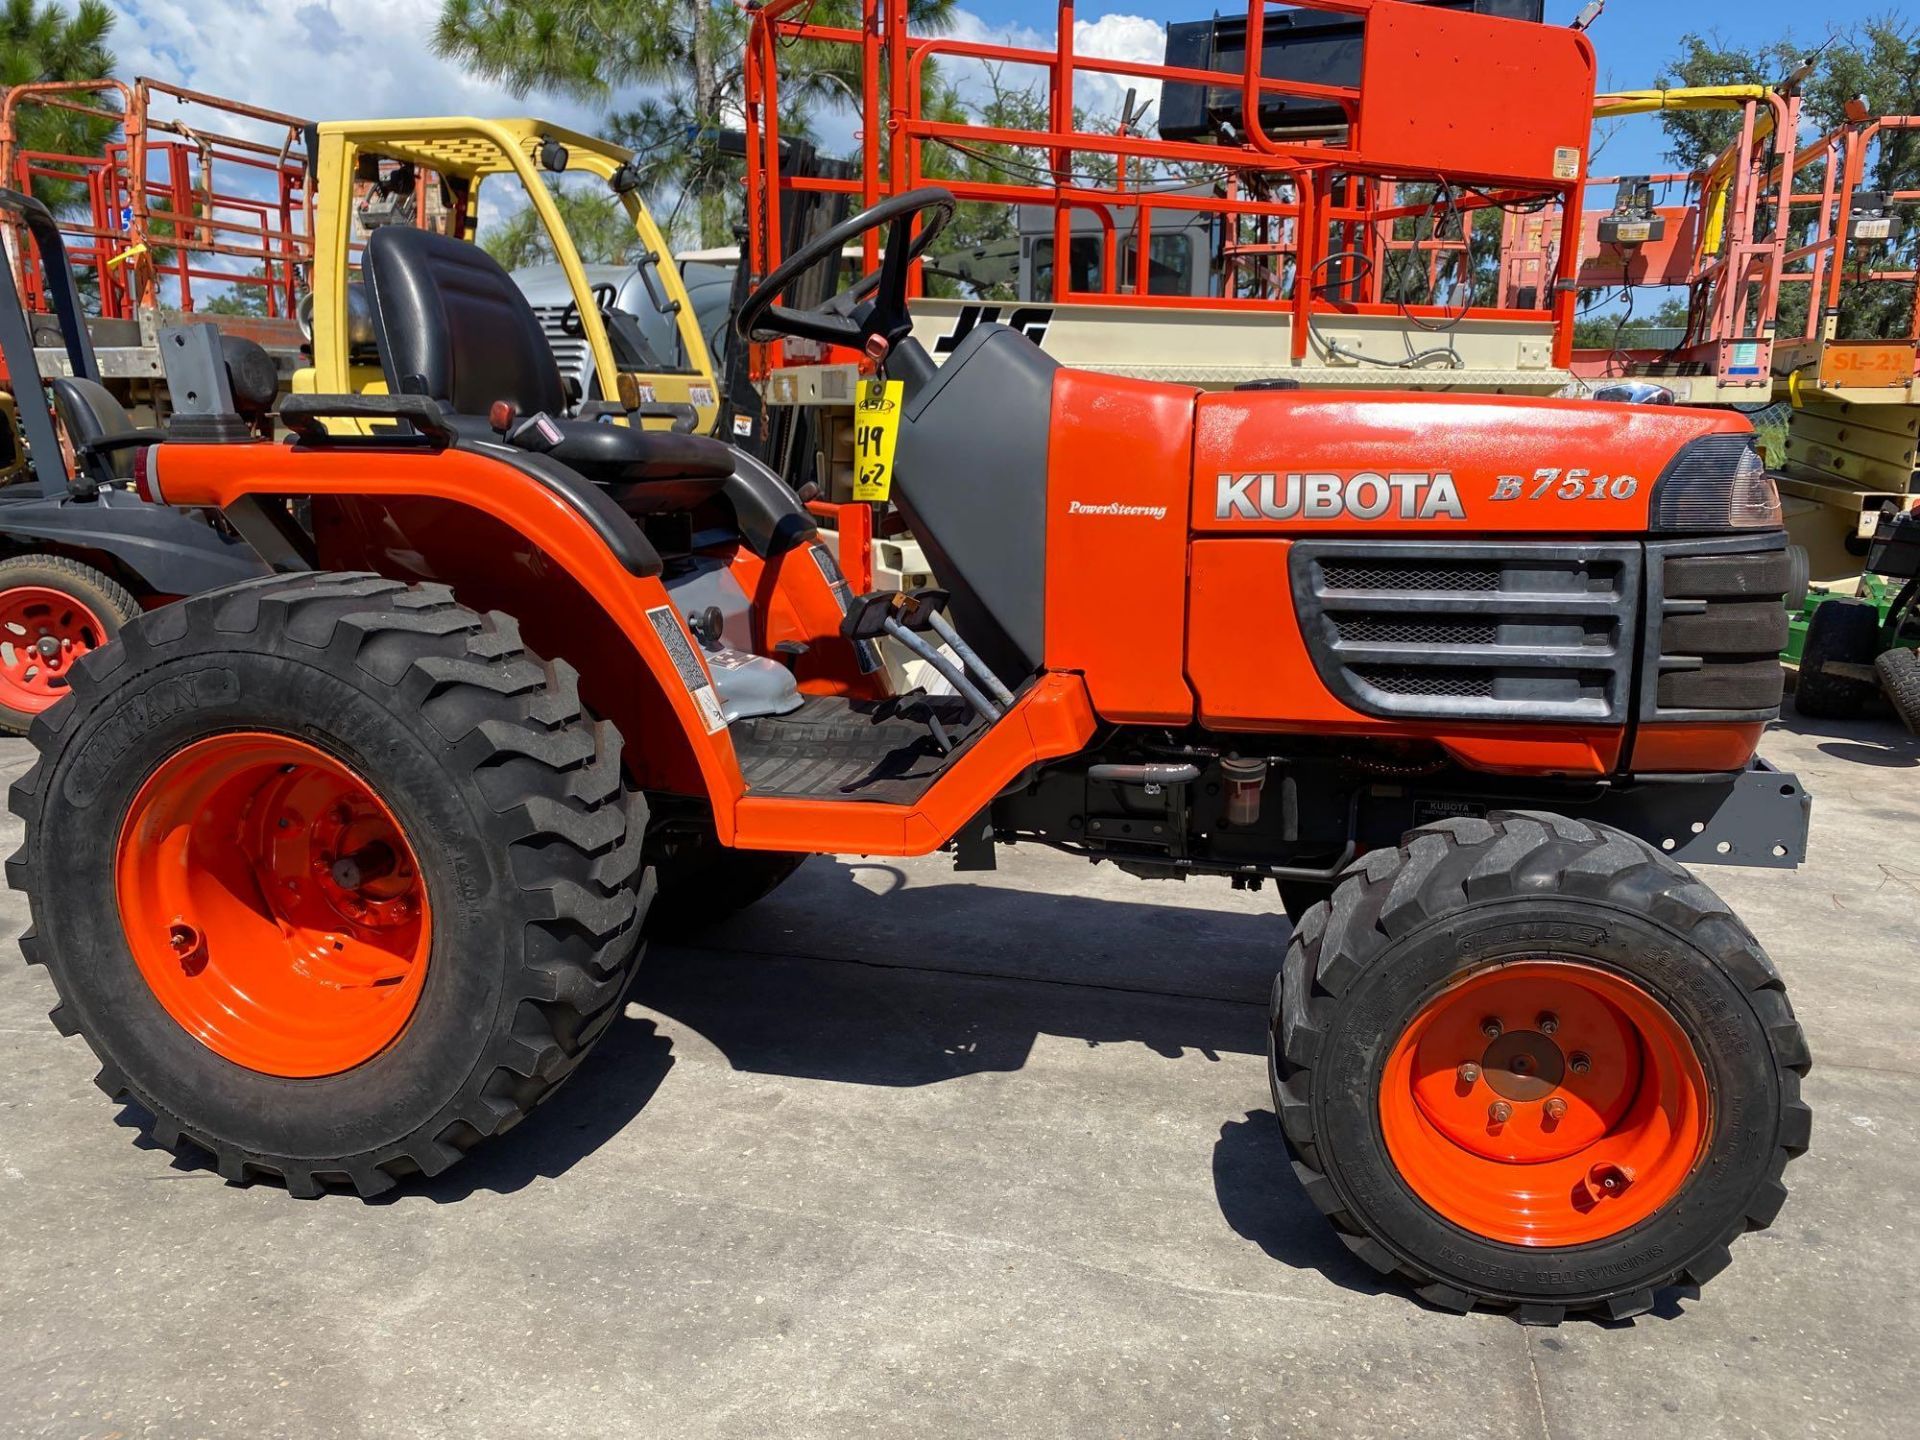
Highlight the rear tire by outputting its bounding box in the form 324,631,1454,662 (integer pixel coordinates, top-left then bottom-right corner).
648,843,807,934
1794,597,1880,719
7,572,652,1196
1272,811,1810,1323
1875,647,1920,735
0,554,138,734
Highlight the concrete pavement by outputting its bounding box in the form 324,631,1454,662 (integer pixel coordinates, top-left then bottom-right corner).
0,713,1915,1438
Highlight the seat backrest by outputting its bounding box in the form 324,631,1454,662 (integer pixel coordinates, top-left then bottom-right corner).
363,226,567,418
50,376,137,482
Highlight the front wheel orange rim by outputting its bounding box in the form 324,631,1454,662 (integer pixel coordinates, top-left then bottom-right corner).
1379,961,1710,1247
115,733,432,1078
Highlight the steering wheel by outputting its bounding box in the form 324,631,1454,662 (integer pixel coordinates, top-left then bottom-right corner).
560,282,621,339
735,187,956,353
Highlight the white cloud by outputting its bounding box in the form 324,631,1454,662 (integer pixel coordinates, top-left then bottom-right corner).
101,3,1171,156
92,1,626,284
102,0,605,136
944,10,1169,128
1071,14,1169,123
101,2,1170,147
94,0,1172,250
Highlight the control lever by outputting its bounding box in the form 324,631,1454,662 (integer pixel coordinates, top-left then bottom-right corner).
921,608,1015,708
840,588,1004,724
891,587,1015,708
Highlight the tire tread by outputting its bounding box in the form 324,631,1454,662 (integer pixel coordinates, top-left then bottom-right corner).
10,572,651,1196
1270,809,1809,1323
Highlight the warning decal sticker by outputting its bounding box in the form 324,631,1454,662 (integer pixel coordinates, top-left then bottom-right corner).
646,605,727,734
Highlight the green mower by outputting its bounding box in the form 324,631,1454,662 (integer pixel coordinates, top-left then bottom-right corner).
1789,510,1920,732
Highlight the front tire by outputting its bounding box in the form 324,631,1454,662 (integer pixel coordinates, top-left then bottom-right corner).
7,572,652,1196
1272,811,1810,1323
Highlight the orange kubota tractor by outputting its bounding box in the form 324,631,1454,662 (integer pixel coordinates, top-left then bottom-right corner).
8,182,1811,1323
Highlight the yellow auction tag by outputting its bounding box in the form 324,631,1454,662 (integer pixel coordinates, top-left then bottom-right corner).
852,378,903,503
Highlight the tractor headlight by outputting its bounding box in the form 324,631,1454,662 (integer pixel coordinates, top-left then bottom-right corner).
1591,379,1676,405
1648,435,1782,532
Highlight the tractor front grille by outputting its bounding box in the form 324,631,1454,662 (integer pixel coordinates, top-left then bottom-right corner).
1336,616,1500,647
1292,540,1643,722
1640,538,1790,721
1354,665,1498,698
1321,559,1502,593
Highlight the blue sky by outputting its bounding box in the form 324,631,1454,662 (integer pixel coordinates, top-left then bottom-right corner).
955,0,1905,176
103,3,1903,171
100,0,1907,260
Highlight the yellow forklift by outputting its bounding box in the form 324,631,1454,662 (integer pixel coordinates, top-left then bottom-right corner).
296,116,722,436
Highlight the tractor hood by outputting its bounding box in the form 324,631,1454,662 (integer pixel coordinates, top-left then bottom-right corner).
1189,389,1763,537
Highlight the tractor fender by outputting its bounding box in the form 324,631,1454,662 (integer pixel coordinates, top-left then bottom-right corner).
0,488,267,595
145,438,749,820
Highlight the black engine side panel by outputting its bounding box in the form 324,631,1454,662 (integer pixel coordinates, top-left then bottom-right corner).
892,323,1056,688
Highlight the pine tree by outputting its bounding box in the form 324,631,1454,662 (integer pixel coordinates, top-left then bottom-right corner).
0,0,118,214
1656,18,1920,340
435,0,957,247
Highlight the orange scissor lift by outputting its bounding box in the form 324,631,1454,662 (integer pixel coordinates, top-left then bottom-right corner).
1501,85,1920,584
0,78,312,396
739,0,1601,589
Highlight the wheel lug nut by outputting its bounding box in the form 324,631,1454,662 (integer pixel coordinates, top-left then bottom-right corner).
1543,1097,1567,1121
1569,1052,1591,1075
1481,1017,1503,1039
1457,1062,1481,1084
1537,1011,1559,1035
1488,1101,1512,1124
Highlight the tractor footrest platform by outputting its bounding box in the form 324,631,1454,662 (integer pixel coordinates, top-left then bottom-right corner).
731,693,983,803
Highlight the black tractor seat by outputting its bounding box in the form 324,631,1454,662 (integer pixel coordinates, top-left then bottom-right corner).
444,410,734,513
49,376,156,484
363,226,734,495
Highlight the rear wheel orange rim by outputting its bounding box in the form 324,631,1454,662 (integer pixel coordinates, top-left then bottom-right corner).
115,733,431,1078
1379,961,1709,1246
